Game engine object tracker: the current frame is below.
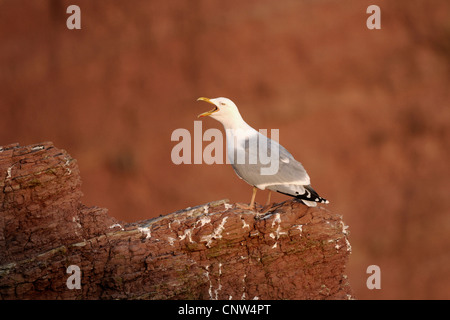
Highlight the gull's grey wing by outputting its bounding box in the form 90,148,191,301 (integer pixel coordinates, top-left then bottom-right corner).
229,132,310,189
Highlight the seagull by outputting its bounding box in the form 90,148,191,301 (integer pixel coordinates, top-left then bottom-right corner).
197,97,329,210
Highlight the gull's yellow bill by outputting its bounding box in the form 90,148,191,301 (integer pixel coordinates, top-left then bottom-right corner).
197,97,219,118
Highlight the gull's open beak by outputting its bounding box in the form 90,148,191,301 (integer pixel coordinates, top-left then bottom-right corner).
197,97,219,118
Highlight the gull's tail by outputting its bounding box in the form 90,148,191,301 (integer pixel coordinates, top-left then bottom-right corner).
297,185,329,207
276,185,329,207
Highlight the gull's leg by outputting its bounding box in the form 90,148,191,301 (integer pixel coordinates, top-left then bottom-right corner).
249,186,257,209
236,187,259,211
265,190,272,207
258,190,273,215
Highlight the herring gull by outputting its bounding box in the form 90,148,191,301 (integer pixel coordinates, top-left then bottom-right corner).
197,97,329,209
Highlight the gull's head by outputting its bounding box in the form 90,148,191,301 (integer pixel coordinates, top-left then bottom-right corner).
197,97,243,126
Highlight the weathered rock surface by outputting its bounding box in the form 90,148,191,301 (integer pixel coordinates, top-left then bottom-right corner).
0,142,352,299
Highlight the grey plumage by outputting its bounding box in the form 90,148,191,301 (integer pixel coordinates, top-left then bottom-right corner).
229,131,328,207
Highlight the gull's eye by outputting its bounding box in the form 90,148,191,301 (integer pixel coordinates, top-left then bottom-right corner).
220,102,226,106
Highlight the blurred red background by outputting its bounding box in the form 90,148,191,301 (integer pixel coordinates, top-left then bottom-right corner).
1,0,449,299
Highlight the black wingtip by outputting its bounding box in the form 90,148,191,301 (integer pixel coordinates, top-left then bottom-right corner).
295,195,329,204
277,185,329,204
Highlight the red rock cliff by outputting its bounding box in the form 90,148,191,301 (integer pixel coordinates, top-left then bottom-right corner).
0,142,352,299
